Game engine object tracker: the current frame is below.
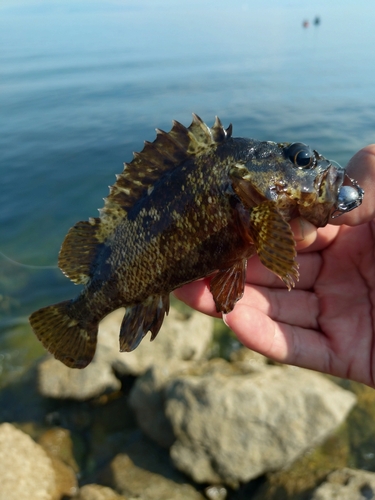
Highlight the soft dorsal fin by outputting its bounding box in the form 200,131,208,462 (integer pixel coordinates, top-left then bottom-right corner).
58,114,232,284
100,114,232,225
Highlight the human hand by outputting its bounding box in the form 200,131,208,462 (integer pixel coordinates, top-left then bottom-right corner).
174,145,375,387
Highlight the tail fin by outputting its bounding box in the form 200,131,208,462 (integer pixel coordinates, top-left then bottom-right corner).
29,301,98,369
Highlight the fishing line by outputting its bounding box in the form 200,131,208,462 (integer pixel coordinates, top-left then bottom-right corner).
0,251,58,270
329,159,343,170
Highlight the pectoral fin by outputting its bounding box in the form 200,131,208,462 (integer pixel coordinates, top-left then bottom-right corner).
119,295,170,351
248,201,299,289
210,260,247,314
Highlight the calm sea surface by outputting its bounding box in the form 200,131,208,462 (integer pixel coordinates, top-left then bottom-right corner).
1,0,375,377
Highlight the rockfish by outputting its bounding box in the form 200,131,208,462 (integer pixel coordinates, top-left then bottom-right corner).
29,115,364,368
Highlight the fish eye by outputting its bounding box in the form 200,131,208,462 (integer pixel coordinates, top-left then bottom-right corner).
284,143,315,169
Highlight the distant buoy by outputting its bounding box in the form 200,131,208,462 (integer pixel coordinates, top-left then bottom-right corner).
303,20,309,28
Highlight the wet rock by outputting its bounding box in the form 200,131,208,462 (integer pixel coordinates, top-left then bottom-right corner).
204,485,228,500
165,365,356,487
0,422,61,500
311,467,375,500
48,454,78,498
74,484,127,499
251,428,350,500
97,431,196,492
116,431,191,484
98,307,213,376
342,381,375,471
38,427,79,472
102,453,206,500
38,356,121,400
37,427,80,497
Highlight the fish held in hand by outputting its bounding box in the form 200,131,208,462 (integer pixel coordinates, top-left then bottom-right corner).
29,115,364,368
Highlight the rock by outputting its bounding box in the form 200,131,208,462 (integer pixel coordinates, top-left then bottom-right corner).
341,381,375,472
98,307,213,376
165,364,356,487
74,484,126,500
48,454,78,499
129,357,255,449
97,431,194,492
113,431,191,484
38,427,79,472
204,485,228,500
311,467,375,500
250,428,350,500
0,422,75,500
38,356,121,400
102,453,205,500
228,347,268,372
129,361,189,448
36,428,79,498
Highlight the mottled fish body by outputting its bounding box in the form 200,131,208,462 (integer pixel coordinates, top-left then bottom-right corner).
29,115,364,368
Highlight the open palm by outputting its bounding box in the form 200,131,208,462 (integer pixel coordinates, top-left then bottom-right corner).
175,145,375,387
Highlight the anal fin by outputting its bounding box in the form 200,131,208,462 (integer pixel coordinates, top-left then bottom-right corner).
248,201,299,289
210,260,247,314
119,295,170,352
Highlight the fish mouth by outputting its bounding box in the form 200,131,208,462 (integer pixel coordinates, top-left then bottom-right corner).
298,163,345,226
331,174,365,218
317,164,345,204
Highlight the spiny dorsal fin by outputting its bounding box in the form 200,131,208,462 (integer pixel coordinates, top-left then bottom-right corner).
58,115,232,284
100,114,232,225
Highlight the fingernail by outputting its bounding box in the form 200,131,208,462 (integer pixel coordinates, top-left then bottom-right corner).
294,218,305,242
222,313,229,327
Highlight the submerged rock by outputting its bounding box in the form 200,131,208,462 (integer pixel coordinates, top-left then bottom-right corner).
102,453,205,500
250,428,350,500
165,365,356,487
38,427,79,473
311,467,375,500
73,484,126,500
